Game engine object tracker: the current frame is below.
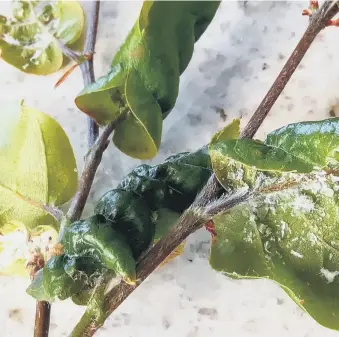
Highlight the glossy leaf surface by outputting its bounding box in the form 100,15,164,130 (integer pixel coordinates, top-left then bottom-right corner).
75,1,220,159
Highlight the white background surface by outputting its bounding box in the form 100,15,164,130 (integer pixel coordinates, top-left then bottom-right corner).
1,1,339,336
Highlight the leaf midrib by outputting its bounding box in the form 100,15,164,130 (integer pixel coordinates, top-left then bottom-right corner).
0,182,50,214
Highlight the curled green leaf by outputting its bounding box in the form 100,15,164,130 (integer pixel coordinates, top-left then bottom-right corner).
95,189,154,259
27,252,111,302
74,65,125,125
112,70,163,159
27,254,91,302
27,147,214,302
0,0,84,74
43,255,86,301
61,216,137,284
75,1,220,159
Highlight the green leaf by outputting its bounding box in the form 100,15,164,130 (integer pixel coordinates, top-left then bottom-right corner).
209,119,260,193
27,255,87,302
95,189,154,259
155,146,213,201
61,216,137,284
26,269,50,301
74,65,125,125
75,1,220,159
209,139,314,174
112,70,163,159
209,172,339,331
28,147,214,303
210,119,240,144
0,102,78,231
43,255,87,301
0,0,84,75
153,207,181,241
266,118,339,170
210,118,339,182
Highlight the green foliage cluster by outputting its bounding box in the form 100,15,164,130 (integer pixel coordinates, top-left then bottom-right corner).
2,0,339,334
27,146,212,304
75,1,220,159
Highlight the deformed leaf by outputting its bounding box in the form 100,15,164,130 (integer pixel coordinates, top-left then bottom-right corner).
43,255,87,301
0,0,84,75
209,172,339,330
61,216,137,284
0,102,78,231
27,255,86,301
95,189,154,259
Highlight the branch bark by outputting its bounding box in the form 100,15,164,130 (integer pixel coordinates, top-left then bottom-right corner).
34,302,51,337
240,0,339,138
68,2,339,336
34,2,102,337
66,114,125,223
80,0,101,147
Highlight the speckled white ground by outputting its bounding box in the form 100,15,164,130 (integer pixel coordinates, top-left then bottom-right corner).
2,1,339,336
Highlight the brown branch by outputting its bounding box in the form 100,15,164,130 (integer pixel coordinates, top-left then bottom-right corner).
34,2,102,337
32,253,50,337
58,1,101,146
240,0,339,139
34,302,51,337
68,2,339,336
67,0,104,223
66,114,125,223
81,0,101,148
69,192,251,337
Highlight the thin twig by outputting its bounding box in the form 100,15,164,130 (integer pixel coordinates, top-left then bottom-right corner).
34,302,51,337
240,0,339,138
69,195,248,337
67,0,103,222
57,42,82,63
42,205,63,221
81,0,101,147
66,114,125,223
34,2,102,337
68,2,339,336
